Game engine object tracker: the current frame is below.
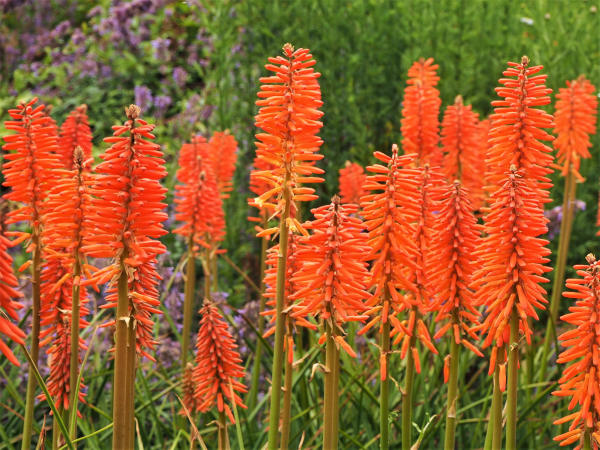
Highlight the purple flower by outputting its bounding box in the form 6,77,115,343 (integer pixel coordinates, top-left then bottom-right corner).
134,85,153,113
172,67,188,88
544,199,586,240
153,94,172,118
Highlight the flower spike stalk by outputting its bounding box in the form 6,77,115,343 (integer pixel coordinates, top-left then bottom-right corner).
552,254,600,450
358,145,419,450
429,181,482,449
83,105,167,448
2,98,62,449
540,76,597,382
252,43,324,449
290,196,370,449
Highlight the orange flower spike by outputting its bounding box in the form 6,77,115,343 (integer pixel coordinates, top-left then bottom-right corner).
474,167,551,374
487,56,554,196
0,234,25,366
552,254,600,449
179,363,198,416
401,58,442,165
430,181,482,357
83,104,167,357
555,76,597,179
208,131,238,198
59,104,93,170
290,197,370,355
338,161,367,205
251,43,324,235
193,301,247,424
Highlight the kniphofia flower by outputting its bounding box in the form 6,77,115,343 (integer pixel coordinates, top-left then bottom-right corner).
179,363,198,416
290,197,370,357
0,233,25,366
553,254,600,449
474,167,551,375
441,96,483,205
338,161,367,205
83,105,167,359
59,105,93,170
207,131,238,198
252,43,324,236
193,301,247,423
429,181,483,380
400,58,442,165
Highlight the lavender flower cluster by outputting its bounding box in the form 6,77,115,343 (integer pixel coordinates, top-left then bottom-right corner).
544,199,586,239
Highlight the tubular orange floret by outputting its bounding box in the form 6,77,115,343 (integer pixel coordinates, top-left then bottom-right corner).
82,104,167,358
59,104,93,170
0,234,25,366
193,301,247,424
338,161,367,205
552,254,600,449
207,131,238,198
486,56,554,197
2,98,62,245
441,96,483,206
554,76,597,180
290,197,370,356
474,167,551,375
475,117,492,210
251,43,324,235
429,181,483,360
401,58,442,165
174,136,224,251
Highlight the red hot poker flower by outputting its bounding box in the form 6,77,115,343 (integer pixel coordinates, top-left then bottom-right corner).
290,197,370,357
473,167,551,375
83,105,167,358
554,76,597,180
338,161,367,205
59,105,93,170
553,254,600,449
401,58,442,165
0,234,25,366
193,301,247,423
252,43,324,236
207,131,238,198
430,181,482,361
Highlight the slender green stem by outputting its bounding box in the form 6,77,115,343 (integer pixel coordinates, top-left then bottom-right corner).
266,178,291,450
323,325,337,449
203,246,211,300
248,229,269,412
490,360,503,450
218,410,228,450
583,428,592,450
22,231,41,450
211,247,218,292
402,309,418,450
540,168,576,382
332,343,340,450
444,336,460,450
281,326,293,450
182,239,196,367
69,256,81,443
506,312,519,450
380,317,390,450
53,407,64,450
112,263,136,449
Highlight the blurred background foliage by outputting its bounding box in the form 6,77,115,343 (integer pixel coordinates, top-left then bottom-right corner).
0,1,599,447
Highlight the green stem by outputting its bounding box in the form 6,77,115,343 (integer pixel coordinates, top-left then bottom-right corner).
281,327,293,450
540,168,576,382
506,312,519,450
583,428,592,450
323,325,338,449
211,247,218,292
182,239,196,367
332,342,340,450
218,410,229,450
402,309,418,450
69,256,81,443
203,246,211,300
266,178,291,450
22,231,41,450
112,263,136,449
489,359,503,450
444,336,460,450
53,407,64,450
380,317,390,450
248,229,268,412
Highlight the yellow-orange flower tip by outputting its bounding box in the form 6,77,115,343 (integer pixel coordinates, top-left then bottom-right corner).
126,104,141,120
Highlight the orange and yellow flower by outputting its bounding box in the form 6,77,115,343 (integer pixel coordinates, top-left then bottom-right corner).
207,131,238,198
59,105,93,170
0,234,25,366
338,161,367,205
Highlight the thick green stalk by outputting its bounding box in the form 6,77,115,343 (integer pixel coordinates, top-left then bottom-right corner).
281,326,293,450
380,317,390,450
218,410,229,450
506,312,520,450
444,336,460,450
69,256,81,443
266,178,291,450
402,308,418,450
332,343,340,450
211,247,218,292
182,238,196,367
583,428,592,450
323,326,337,449
248,228,269,412
112,263,136,449
540,168,576,381
490,362,503,450
22,232,41,450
